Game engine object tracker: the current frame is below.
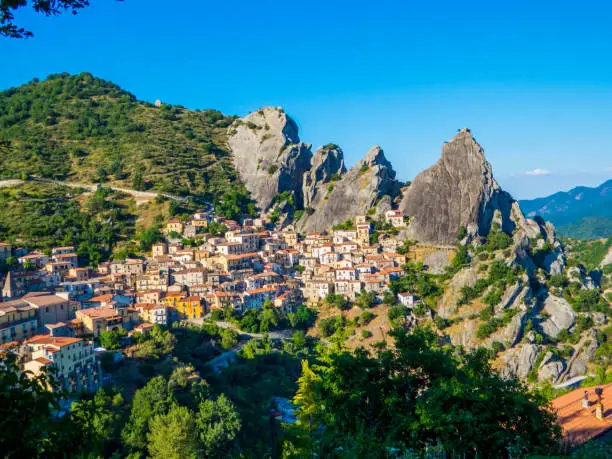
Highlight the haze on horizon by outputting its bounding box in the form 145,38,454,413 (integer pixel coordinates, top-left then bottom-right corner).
2,0,611,199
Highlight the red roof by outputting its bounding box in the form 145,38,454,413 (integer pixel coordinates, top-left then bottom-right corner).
552,384,612,446
27,335,82,348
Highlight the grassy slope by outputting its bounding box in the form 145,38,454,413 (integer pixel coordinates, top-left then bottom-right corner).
0,72,246,201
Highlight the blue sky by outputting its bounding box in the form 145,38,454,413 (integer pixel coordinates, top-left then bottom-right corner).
2,0,611,199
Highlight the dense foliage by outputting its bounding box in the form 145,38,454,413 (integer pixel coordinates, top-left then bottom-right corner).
0,183,133,263
0,73,254,212
290,327,561,457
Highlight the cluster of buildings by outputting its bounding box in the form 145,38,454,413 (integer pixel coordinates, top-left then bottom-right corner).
0,209,421,393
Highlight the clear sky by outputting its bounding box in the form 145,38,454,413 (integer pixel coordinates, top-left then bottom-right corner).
2,0,611,199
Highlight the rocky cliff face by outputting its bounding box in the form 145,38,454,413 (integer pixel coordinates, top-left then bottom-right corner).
227,107,312,211
302,145,346,211
399,129,518,245
297,146,399,232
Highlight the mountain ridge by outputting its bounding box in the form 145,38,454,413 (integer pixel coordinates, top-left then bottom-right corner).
520,179,612,239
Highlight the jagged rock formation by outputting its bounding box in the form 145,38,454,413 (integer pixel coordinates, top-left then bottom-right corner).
297,146,399,232
487,310,527,348
398,129,517,244
567,265,597,290
227,107,312,211
398,129,554,247
302,145,346,210
227,109,399,231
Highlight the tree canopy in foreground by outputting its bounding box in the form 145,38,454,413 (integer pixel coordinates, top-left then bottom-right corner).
291,327,561,457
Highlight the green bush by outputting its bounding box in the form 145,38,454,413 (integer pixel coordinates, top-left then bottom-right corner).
360,330,372,339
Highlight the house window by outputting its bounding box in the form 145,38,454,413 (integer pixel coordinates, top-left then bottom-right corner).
46,307,49,313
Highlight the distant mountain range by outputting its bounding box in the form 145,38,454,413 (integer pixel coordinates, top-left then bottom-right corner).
520,179,612,239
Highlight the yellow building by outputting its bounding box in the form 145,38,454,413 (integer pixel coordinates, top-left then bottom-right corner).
75,307,123,337
176,296,204,320
165,218,184,235
0,299,38,343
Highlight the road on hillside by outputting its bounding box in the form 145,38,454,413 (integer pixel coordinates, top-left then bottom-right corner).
0,177,201,205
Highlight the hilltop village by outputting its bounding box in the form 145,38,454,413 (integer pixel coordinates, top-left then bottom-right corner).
0,207,453,394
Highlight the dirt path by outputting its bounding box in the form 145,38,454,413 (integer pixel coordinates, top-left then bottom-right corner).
0,177,196,207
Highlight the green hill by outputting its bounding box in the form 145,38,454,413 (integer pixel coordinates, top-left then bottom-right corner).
556,216,612,240
0,72,247,204
520,180,612,239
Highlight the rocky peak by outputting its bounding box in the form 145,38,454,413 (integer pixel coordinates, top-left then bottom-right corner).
399,129,517,245
298,146,399,232
302,145,346,209
227,107,312,211
362,145,390,166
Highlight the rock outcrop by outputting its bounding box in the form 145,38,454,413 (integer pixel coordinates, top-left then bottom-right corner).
539,294,577,338
398,129,518,244
302,145,346,211
538,352,566,383
227,107,312,211
500,343,540,379
298,146,399,232
397,128,558,250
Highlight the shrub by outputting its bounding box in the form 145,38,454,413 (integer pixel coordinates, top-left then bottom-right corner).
361,330,372,339
359,311,375,326
434,316,450,330
413,303,427,317
387,305,408,324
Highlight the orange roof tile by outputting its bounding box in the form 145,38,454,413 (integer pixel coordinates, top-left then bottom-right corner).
552,384,612,446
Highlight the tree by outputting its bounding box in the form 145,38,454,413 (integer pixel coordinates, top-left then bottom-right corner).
291,330,307,352
98,328,126,350
1,0,93,38
122,376,175,452
196,394,241,457
260,299,279,332
139,225,163,251
69,388,122,456
357,290,376,309
148,404,199,459
0,353,61,457
131,167,146,191
288,305,317,330
293,327,561,457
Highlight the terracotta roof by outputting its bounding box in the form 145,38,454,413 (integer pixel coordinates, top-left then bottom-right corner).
90,293,113,302
77,307,118,319
34,357,53,365
552,384,612,446
27,335,82,348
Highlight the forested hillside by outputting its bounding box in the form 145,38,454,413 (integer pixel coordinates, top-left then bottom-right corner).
520,180,612,239
0,73,249,205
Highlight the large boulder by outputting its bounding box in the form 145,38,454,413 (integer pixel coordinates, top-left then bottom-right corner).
538,352,566,383
487,310,527,348
500,343,540,379
228,107,312,211
437,265,480,318
540,294,577,338
298,146,399,232
398,129,518,244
